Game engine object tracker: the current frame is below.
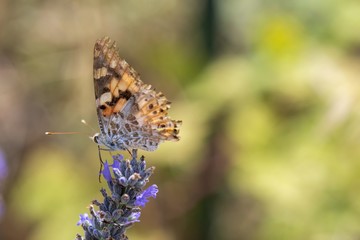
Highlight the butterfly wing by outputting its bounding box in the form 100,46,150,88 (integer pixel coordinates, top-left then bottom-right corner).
93,37,181,151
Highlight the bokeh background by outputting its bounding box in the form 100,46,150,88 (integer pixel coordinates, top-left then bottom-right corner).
1,0,360,239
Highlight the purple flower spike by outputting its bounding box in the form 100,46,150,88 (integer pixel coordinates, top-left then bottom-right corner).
102,161,112,182
135,184,158,207
77,151,156,240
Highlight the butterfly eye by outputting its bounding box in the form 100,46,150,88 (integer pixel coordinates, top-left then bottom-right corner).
91,134,99,144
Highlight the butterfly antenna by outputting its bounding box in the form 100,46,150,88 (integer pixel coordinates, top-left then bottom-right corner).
81,119,98,134
45,131,81,135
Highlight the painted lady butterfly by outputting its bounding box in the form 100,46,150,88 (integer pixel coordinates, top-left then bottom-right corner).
92,37,181,151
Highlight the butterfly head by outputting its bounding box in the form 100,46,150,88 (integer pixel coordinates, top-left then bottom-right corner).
91,132,126,151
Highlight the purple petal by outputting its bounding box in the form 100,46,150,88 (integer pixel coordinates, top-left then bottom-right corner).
102,161,112,182
77,213,90,226
113,168,122,178
134,184,158,207
112,154,124,163
127,212,141,223
112,159,120,170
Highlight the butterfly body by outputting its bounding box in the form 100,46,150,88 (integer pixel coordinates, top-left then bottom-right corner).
93,37,181,151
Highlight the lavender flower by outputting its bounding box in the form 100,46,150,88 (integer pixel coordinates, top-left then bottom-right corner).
76,150,157,240
0,149,7,219
0,150,7,181
77,214,90,226
134,185,158,207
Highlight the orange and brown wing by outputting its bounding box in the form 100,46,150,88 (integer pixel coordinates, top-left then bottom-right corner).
93,37,142,117
93,37,181,149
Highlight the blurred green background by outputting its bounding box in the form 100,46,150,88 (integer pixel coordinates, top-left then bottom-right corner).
1,0,360,239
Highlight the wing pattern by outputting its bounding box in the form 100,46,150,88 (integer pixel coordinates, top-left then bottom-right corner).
93,37,181,151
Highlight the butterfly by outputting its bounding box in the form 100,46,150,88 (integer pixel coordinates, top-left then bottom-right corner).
91,37,181,152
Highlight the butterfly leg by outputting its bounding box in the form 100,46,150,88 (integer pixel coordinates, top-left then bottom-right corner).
126,148,133,157
98,145,105,182
97,147,114,182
